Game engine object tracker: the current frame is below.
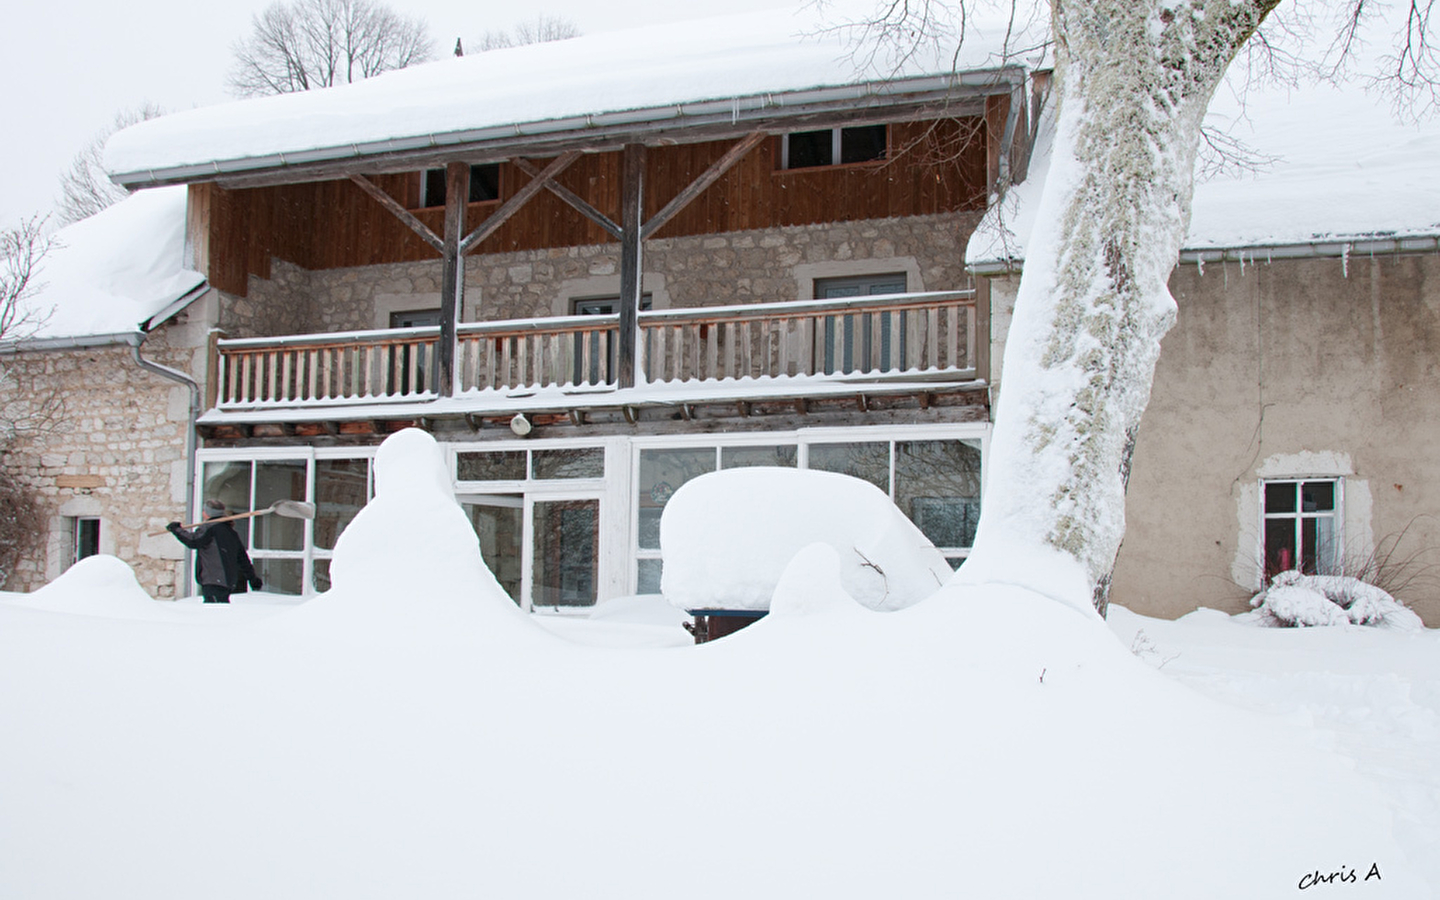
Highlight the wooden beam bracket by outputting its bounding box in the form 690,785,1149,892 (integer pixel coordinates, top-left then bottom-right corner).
513,157,622,239
460,151,582,253
641,131,766,240
349,175,444,253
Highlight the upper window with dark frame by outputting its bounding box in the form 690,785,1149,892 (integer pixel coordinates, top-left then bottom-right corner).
781,125,888,170
419,163,501,208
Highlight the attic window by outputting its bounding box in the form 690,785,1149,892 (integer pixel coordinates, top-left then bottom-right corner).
781,124,888,170
420,163,501,207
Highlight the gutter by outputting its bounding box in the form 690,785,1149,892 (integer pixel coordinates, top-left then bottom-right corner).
124,331,201,590
968,234,1440,276
0,332,146,354
111,68,1030,189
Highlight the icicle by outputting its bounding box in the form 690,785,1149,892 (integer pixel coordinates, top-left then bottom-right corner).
1341,243,1351,278
1196,256,1205,276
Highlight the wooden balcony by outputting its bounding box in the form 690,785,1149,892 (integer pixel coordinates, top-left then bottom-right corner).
212,290,977,410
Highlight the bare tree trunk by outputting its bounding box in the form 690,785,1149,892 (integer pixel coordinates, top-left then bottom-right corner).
954,0,1280,614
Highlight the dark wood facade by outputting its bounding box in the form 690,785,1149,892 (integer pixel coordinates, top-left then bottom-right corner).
194,117,990,298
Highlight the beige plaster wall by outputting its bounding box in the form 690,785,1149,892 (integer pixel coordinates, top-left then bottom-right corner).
989,251,1440,625
220,211,980,338
0,301,214,598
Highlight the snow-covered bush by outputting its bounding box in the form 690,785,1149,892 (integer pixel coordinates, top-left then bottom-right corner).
1248,570,1424,632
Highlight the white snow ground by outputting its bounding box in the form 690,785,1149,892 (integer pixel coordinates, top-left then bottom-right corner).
1,431,1434,898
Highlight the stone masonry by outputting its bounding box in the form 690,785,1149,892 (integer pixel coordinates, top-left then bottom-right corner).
222,211,982,337
0,314,208,598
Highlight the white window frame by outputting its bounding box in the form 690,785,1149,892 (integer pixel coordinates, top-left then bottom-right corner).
629,423,990,596
195,445,381,597
70,516,101,567
1258,476,1344,581
450,436,630,612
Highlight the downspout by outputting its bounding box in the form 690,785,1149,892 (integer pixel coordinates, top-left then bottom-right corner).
125,331,201,591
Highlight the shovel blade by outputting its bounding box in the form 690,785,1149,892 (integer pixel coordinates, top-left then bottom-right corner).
272,499,317,520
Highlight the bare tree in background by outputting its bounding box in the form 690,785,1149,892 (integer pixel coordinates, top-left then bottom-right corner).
229,0,435,97
833,0,1439,615
476,14,581,52
0,216,62,585
57,104,165,226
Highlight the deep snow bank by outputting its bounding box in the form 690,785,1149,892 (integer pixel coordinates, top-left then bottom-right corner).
275,428,526,638
660,467,952,612
5,554,158,617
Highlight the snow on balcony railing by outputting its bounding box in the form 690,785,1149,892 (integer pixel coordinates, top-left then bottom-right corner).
212,291,975,408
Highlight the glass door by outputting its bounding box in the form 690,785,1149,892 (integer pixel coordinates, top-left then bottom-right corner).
462,492,603,612
528,498,600,611
462,495,523,605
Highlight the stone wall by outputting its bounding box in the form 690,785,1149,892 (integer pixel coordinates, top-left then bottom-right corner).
0,305,213,598
988,250,1440,626
221,211,981,337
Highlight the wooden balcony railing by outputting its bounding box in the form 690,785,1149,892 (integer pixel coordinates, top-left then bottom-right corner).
213,290,976,408
638,291,974,383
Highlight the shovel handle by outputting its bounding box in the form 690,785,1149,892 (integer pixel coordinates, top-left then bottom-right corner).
148,508,271,537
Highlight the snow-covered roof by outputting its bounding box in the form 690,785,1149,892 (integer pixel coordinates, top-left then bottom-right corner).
3,186,204,343
105,4,1030,187
968,67,1440,268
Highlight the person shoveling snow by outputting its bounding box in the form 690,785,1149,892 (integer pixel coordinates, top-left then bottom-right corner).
166,499,263,604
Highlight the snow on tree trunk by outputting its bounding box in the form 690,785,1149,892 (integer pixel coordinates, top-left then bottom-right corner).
954,0,1279,615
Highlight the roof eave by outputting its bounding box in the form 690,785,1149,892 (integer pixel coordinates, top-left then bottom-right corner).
111,68,1028,190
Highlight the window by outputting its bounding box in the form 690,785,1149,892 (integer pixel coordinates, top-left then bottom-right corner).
200,458,310,595
420,163,501,207
571,295,651,386
454,444,609,612
781,124,888,169
633,435,983,592
72,518,100,565
813,272,908,373
1262,479,1341,577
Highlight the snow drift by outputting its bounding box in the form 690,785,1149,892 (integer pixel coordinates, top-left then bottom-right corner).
659,467,953,612
0,430,1428,898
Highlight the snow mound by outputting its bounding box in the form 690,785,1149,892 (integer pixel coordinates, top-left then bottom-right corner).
660,467,951,613
8,555,156,615
1248,571,1425,632
280,428,520,635
768,542,859,617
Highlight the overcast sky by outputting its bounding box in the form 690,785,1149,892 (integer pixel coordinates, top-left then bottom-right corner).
0,0,795,230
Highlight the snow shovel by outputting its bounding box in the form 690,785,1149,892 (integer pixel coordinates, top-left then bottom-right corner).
151,499,317,535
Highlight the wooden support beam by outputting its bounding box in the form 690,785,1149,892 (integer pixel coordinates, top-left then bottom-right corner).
349,175,444,253
464,413,483,431
616,143,645,389
437,161,469,397
641,131,766,240
512,157,622,239
459,151,581,253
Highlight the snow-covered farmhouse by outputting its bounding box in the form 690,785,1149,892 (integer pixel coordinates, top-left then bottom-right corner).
3,9,1439,625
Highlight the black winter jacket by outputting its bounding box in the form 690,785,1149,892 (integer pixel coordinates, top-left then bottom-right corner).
168,520,260,591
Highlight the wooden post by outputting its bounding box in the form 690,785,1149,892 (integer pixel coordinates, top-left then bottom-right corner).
437,162,469,397
617,143,645,389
